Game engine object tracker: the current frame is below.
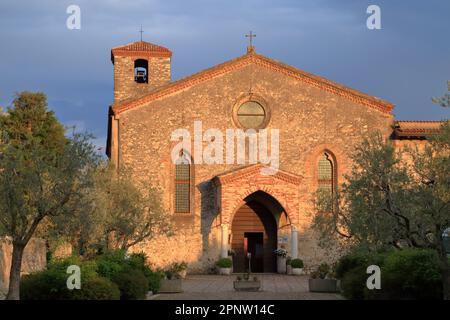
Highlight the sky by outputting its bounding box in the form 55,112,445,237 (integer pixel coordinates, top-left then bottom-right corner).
0,0,449,151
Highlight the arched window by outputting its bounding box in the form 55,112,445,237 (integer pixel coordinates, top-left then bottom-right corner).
174,152,191,213
318,152,335,193
134,59,148,83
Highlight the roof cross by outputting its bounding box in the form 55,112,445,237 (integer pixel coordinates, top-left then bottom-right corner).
139,25,144,41
245,31,256,47
245,31,256,53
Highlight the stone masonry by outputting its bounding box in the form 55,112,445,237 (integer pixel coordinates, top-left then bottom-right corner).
107,41,438,273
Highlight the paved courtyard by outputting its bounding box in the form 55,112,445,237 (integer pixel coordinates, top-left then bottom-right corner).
152,274,343,300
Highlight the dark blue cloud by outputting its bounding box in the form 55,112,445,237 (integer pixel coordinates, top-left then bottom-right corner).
0,0,449,150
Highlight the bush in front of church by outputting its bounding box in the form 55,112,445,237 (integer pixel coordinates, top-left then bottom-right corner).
112,268,149,300
20,257,119,300
336,249,443,300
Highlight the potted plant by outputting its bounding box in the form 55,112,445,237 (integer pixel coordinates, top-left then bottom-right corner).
290,258,304,275
159,265,183,293
274,248,288,274
308,263,338,293
172,262,188,279
227,249,235,273
286,256,293,275
233,273,261,291
216,257,232,275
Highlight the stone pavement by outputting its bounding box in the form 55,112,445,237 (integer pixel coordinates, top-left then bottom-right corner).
152,274,343,300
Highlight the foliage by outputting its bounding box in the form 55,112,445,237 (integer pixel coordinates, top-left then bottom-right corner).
313,126,450,298
432,80,450,107
310,263,331,279
49,163,173,256
20,251,162,300
336,249,443,300
20,268,70,300
70,277,120,300
382,249,442,299
274,248,288,257
0,91,100,299
290,259,304,269
112,268,149,300
216,258,232,268
340,265,368,300
147,270,164,293
20,256,114,300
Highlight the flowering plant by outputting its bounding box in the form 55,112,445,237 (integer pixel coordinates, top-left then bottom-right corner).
274,248,288,257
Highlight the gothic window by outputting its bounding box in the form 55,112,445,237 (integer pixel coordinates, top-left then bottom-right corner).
134,59,148,83
175,152,191,213
318,153,335,193
236,101,266,129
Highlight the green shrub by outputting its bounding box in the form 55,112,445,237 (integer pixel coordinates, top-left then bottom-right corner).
20,256,100,300
310,263,330,279
71,277,120,300
95,250,127,280
340,265,368,300
216,258,232,268
20,268,70,300
334,253,368,279
113,268,149,300
290,259,304,269
382,249,442,300
147,270,164,293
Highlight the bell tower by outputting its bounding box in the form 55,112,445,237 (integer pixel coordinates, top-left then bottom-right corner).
111,41,172,104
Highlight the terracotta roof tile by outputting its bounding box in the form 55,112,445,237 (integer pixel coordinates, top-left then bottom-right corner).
394,120,444,137
111,41,172,61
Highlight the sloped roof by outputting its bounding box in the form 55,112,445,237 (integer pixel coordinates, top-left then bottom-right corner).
394,120,443,138
111,41,172,62
111,50,395,115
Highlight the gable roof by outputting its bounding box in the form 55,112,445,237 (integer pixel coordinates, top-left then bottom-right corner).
111,50,395,116
394,120,444,138
111,41,172,63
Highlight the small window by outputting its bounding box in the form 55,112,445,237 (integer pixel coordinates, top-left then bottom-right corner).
175,153,191,213
237,101,266,129
318,153,334,193
134,59,148,83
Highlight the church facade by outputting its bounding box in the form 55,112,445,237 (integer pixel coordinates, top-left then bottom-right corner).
106,40,441,273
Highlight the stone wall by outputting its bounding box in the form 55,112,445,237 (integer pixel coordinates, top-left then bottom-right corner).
113,55,171,104
0,237,46,292
114,56,395,272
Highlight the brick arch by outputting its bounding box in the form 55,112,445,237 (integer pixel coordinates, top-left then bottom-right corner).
228,187,294,227
304,144,350,189
213,164,301,227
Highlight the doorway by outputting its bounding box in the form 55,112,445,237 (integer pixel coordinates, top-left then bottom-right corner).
244,232,264,273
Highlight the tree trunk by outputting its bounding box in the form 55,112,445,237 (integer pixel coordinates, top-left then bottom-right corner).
6,242,26,300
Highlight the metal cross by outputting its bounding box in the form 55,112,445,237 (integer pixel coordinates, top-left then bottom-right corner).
139,25,144,41
245,31,256,47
